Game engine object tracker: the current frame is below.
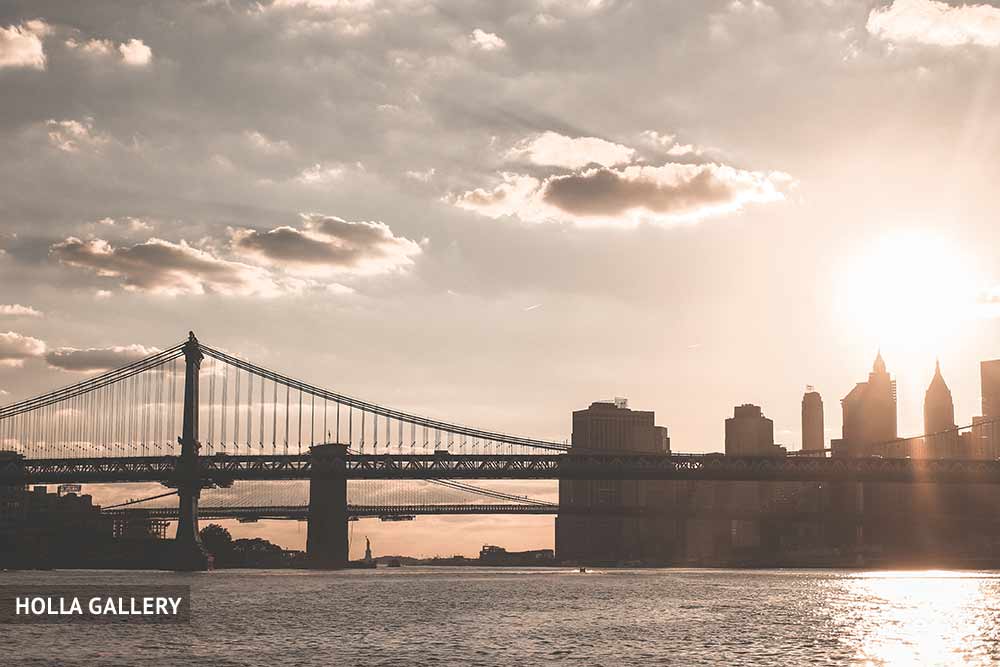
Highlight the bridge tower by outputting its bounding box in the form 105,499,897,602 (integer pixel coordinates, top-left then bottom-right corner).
174,332,209,571
307,443,349,568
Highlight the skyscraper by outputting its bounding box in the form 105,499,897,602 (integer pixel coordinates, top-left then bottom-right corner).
924,360,956,436
983,360,1000,419
923,360,959,458
834,351,897,457
725,404,785,457
555,399,671,564
972,359,1000,459
801,388,824,454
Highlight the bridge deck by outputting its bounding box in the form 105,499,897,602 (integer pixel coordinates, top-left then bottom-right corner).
5,453,1000,484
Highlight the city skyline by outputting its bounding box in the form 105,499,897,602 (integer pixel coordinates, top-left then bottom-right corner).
4,0,1000,556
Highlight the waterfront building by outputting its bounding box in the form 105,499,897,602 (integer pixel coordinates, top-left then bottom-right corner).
725,404,786,457
555,399,672,564
479,544,554,565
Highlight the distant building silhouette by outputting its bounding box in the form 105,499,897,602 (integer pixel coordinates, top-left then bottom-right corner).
479,544,554,565
801,388,824,454
556,399,671,564
923,360,960,458
983,360,1000,419
924,360,956,435
833,351,897,457
725,404,785,457
971,359,1000,459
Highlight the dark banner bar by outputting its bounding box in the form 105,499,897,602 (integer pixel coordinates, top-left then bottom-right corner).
0,585,190,624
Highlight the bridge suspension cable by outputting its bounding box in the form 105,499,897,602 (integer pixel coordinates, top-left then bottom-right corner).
0,334,567,460
0,344,185,459
198,343,568,454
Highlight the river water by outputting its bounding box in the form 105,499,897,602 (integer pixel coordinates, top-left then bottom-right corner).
5,568,1000,665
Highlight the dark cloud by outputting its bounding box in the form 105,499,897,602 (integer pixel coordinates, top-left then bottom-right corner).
49,237,285,296
231,214,422,276
45,343,159,372
542,164,787,219
452,163,793,225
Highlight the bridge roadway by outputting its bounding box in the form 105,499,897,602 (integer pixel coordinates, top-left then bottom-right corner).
7,451,1000,485
104,503,1000,525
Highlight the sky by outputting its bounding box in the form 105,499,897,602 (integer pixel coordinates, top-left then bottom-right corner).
2,0,1000,556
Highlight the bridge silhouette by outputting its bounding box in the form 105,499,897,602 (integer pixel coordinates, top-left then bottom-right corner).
4,332,1000,569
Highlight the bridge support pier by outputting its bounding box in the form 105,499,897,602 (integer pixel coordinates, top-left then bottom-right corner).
173,332,208,571
175,482,208,571
307,443,349,568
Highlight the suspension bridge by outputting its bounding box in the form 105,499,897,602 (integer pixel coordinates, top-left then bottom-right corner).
4,332,1000,569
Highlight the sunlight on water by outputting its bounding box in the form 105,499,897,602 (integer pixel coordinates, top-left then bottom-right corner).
6,569,1000,666
843,571,1000,666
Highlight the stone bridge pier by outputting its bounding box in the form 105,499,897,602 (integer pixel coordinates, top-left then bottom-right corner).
307,443,349,568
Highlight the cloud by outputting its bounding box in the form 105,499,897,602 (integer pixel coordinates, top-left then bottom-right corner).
641,130,705,157
64,38,115,57
0,20,50,70
506,131,636,169
46,344,160,372
88,216,153,232
230,214,422,277
297,163,345,184
666,143,703,157
46,118,109,153
979,287,1000,316
470,29,507,51
49,237,287,296
642,130,677,148
268,0,375,11
245,130,292,154
0,304,43,317
66,36,154,65
405,167,436,182
0,332,46,368
119,38,153,66
451,163,793,226
867,0,1000,47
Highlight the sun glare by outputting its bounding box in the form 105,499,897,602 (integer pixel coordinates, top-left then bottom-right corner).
835,231,981,358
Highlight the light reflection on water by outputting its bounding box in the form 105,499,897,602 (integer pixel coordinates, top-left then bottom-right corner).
837,571,1000,666
5,568,1000,666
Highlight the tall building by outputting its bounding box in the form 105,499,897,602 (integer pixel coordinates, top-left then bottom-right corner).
923,360,959,458
556,399,672,564
924,360,956,436
567,398,670,454
801,388,824,454
983,360,1000,419
725,404,785,457
972,359,1000,459
834,351,897,457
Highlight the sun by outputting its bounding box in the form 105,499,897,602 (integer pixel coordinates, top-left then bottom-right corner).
834,230,981,357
